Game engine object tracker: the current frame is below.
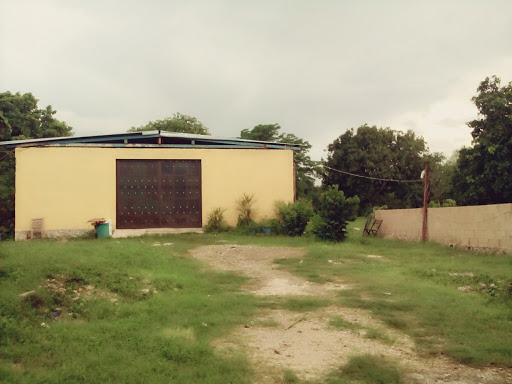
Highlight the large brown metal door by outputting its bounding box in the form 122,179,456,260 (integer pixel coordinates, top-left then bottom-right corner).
116,160,202,229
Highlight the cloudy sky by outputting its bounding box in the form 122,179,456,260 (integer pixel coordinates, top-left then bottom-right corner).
1,0,511,161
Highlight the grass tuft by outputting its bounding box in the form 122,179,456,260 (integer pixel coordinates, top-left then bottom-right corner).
327,354,404,384
328,316,362,330
281,297,330,312
282,369,301,383
364,328,395,345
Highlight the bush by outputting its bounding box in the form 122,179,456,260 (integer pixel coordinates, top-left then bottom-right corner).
204,208,229,233
312,185,359,242
233,221,263,235
267,218,284,235
368,204,388,220
442,199,457,207
236,193,256,227
429,199,457,208
373,204,388,212
278,199,314,236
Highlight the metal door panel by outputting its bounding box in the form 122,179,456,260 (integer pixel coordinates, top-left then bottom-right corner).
116,160,202,229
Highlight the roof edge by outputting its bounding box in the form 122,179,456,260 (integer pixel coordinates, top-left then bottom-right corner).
0,130,303,150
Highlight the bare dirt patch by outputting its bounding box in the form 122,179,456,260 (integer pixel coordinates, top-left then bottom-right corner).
44,274,118,303
191,245,512,384
189,244,350,296
222,307,414,382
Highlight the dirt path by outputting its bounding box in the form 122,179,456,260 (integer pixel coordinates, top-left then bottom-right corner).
190,244,512,384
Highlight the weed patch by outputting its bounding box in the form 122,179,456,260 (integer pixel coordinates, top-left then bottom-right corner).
282,369,301,383
253,318,279,327
0,235,256,383
280,297,330,312
363,327,395,345
326,354,404,384
328,316,362,331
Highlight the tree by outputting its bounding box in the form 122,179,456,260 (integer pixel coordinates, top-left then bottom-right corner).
240,124,280,142
0,92,72,140
452,76,512,205
240,124,318,199
0,111,11,142
0,149,15,236
429,150,458,204
322,125,436,213
128,113,210,135
0,92,73,238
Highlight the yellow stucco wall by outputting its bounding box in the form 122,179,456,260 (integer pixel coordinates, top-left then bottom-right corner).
15,146,294,236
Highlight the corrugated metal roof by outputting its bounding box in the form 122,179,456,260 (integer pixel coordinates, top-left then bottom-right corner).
0,130,303,150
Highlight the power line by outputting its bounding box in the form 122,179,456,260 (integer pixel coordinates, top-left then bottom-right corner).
324,166,423,183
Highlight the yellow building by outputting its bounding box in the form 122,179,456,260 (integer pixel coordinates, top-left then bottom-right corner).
2,131,299,240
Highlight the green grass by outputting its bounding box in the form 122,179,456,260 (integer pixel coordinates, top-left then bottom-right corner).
0,235,255,383
363,328,395,345
280,297,330,312
326,354,404,384
257,296,330,312
283,369,302,383
328,316,362,331
252,318,279,327
280,355,404,384
1,221,511,383
273,217,512,367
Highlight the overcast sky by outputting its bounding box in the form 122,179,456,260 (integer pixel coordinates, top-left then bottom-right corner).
1,0,511,161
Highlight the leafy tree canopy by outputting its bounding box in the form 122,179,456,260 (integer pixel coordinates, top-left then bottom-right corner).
0,111,11,141
0,91,73,140
128,113,210,135
322,124,439,213
240,124,281,142
429,150,458,204
240,124,319,199
0,91,73,237
452,76,512,205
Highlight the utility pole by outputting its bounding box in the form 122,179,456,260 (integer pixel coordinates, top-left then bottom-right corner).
422,162,429,241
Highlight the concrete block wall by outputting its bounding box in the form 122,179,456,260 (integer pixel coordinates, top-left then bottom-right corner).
375,203,512,253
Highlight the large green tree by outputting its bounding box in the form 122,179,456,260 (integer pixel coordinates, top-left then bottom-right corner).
0,92,73,238
322,125,438,213
0,92,72,140
429,150,458,204
452,76,512,205
240,124,318,199
128,113,210,135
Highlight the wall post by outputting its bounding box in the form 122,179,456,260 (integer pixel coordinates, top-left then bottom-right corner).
422,162,429,241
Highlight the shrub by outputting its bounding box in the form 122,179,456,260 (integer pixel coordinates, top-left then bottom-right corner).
273,200,285,219
429,199,457,208
278,199,314,236
442,199,457,207
236,193,256,227
368,204,388,220
312,185,359,242
373,204,388,212
267,218,284,235
204,208,229,233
